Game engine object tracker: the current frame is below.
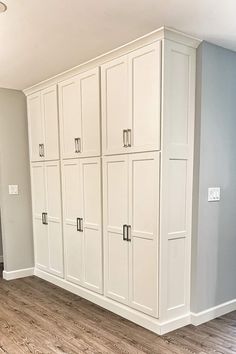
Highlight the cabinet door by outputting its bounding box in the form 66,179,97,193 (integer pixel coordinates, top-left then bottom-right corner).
103,155,129,304
41,85,59,160
62,160,83,285
79,68,100,157
28,93,44,162
128,42,161,153
58,77,82,159
128,152,159,316
101,56,129,155
45,161,64,278
31,163,48,270
81,158,103,293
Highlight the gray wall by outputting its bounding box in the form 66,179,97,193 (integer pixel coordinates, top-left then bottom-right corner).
192,42,236,313
0,88,34,272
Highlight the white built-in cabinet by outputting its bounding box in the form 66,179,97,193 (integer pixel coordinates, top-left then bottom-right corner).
103,152,159,316
27,85,59,161
58,67,100,159
31,161,63,277
62,157,103,294
101,42,161,155
26,28,198,335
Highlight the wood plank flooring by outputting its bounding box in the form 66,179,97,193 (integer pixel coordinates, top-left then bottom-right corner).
0,264,235,354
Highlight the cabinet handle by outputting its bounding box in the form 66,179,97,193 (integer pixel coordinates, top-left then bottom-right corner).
42,212,48,225
41,144,45,157
123,130,128,147
77,217,83,232
39,144,42,157
74,138,81,153
123,224,128,241
127,129,132,147
127,225,131,242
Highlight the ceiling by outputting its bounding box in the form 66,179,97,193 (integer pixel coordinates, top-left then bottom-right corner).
1,0,236,90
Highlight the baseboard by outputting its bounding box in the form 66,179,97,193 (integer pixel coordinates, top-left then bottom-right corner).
35,268,191,335
0,255,3,263
3,267,34,280
191,299,236,326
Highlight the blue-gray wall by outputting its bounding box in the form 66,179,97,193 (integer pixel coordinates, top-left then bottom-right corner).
0,88,34,272
192,42,236,312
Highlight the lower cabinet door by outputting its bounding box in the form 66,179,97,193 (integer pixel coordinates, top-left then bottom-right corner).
128,152,159,317
80,158,103,294
103,155,129,304
34,217,49,271
62,158,103,293
45,161,64,278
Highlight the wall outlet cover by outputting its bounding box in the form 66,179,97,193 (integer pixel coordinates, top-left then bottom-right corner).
8,185,19,195
208,187,220,202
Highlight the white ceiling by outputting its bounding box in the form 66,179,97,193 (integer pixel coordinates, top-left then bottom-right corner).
1,0,236,90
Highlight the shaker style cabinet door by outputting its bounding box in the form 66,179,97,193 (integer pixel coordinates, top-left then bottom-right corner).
101,42,161,155
101,56,129,155
44,161,64,278
41,86,60,160
31,163,48,271
62,157,103,294
103,155,129,304
103,152,159,316
31,161,63,277
27,85,59,162
59,68,100,159
27,93,44,162
128,152,159,317
128,43,161,153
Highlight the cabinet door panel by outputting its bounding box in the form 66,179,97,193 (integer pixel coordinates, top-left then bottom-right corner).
41,85,59,160
101,56,129,154
80,69,100,157
81,158,102,293
31,163,48,270
45,161,63,277
28,93,44,161
103,156,129,304
62,160,83,285
129,152,159,316
59,78,81,159
128,42,161,153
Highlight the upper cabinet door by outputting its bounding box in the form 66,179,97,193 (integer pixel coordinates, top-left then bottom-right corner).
79,68,100,157
27,92,44,162
101,42,161,155
59,68,100,159
101,55,129,155
128,42,161,153
59,77,81,159
41,85,59,161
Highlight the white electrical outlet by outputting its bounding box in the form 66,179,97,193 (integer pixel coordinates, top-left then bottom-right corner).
208,187,220,202
8,185,19,195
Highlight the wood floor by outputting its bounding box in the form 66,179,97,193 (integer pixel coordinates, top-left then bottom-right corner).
0,264,235,354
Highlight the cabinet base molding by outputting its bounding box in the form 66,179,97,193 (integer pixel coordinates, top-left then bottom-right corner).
3,267,34,280
191,299,236,326
34,268,190,335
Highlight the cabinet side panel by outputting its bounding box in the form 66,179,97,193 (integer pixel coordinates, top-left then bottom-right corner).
160,39,196,320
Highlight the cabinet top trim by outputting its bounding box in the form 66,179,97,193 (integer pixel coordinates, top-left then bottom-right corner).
24,26,201,96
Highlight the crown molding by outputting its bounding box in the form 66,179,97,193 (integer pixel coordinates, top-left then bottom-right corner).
23,26,201,96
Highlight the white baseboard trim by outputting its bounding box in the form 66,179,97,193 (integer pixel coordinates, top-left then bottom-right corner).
35,268,190,335
191,299,236,326
3,267,34,280
0,255,3,263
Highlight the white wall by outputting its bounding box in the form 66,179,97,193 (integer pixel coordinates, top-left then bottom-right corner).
192,42,236,312
0,88,34,271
